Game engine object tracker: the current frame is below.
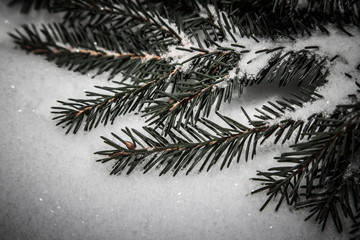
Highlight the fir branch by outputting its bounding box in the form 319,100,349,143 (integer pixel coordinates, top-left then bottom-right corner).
50,47,241,133
95,87,323,176
51,67,178,134
144,50,328,134
51,45,327,134
49,46,238,134
95,119,277,176
9,0,360,38
9,23,166,79
252,94,360,232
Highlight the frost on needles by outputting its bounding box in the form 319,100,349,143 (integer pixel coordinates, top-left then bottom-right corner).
9,0,360,237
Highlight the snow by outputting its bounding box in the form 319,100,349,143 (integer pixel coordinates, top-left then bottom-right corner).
269,27,360,123
0,3,358,240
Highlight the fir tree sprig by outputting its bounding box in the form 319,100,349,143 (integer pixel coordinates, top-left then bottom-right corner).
10,0,360,41
143,50,327,133
252,85,360,233
50,47,327,134
51,67,178,134
95,86,323,176
9,0,360,38
49,47,238,134
9,23,168,80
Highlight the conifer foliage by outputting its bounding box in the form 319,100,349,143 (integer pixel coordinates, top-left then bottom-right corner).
9,0,360,237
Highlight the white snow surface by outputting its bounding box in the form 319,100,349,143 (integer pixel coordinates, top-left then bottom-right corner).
0,3,359,240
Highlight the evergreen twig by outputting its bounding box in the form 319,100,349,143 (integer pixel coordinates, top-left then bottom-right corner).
51,67,177,134
95,86,323,176
9,22,172,80
252,84,360,233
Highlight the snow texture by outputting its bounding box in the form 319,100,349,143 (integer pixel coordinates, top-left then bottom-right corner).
0,3,359,240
